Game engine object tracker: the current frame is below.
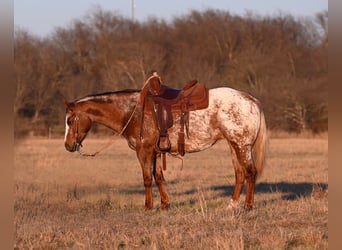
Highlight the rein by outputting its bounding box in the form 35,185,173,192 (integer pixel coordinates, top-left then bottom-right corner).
75,103,138,157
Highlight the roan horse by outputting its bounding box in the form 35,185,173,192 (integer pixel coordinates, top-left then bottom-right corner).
64,87,267,210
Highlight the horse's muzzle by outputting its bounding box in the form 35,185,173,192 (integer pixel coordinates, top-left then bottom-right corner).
65,142,80,152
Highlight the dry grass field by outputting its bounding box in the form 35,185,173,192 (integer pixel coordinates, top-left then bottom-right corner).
14,135,328,249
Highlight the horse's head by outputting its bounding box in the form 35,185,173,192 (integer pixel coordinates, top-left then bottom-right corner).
63,100,92,152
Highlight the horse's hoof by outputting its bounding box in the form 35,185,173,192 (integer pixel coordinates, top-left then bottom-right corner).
161,204,169,210
144,205,153,211
227,199,238,210
244,205,254,211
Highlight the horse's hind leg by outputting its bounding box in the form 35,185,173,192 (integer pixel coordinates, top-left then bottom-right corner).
229,144,257,209
153,154,169,210
228,144,246,209
244,152,257,209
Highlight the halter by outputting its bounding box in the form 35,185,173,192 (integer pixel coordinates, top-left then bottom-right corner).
73,103,138,157
72,114,83,153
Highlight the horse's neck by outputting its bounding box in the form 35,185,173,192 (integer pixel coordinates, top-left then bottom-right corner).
81,96,137,133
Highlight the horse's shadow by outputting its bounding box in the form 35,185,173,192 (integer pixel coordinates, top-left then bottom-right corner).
211,181,328,201
113,181,328,202
70,181,328,207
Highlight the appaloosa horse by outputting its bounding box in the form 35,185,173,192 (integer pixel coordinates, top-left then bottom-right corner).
64,87,267,210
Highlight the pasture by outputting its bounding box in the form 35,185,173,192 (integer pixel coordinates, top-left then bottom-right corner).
14,136,328,249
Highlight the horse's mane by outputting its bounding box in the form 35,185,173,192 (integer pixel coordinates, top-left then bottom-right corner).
75,89,140,103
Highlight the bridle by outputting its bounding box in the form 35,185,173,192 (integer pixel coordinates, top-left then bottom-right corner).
71,114,83,153
71,112,112,157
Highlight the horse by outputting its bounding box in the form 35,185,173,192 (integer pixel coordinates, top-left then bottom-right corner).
63,87,267,210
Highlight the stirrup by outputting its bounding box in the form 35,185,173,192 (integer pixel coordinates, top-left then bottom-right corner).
157,135,171,152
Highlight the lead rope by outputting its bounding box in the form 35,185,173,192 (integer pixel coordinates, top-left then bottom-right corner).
77,103,138,157
166,152,184,170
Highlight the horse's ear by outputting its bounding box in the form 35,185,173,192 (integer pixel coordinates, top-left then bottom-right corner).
62,99,70,107
62,99,74,110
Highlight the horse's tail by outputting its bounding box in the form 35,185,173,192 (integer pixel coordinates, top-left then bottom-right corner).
253,109,268,177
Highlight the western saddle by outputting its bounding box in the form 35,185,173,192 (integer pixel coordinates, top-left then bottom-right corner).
140,72,209,170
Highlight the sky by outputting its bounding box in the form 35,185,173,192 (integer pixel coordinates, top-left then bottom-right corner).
14,0,328,37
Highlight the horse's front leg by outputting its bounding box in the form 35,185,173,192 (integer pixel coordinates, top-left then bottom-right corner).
136,146,154,210
153,154,169,210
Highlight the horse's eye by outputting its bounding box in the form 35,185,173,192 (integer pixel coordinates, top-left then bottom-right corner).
67,119,72,126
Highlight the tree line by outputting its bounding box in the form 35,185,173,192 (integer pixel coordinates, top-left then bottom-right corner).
14,8,328,137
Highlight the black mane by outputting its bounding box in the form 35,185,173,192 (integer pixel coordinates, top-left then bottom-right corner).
75,89,140,103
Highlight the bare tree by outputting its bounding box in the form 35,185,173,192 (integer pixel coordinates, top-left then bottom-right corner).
14,8,328,136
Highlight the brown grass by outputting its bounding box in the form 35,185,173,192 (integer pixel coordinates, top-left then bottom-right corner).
14,136,328,249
